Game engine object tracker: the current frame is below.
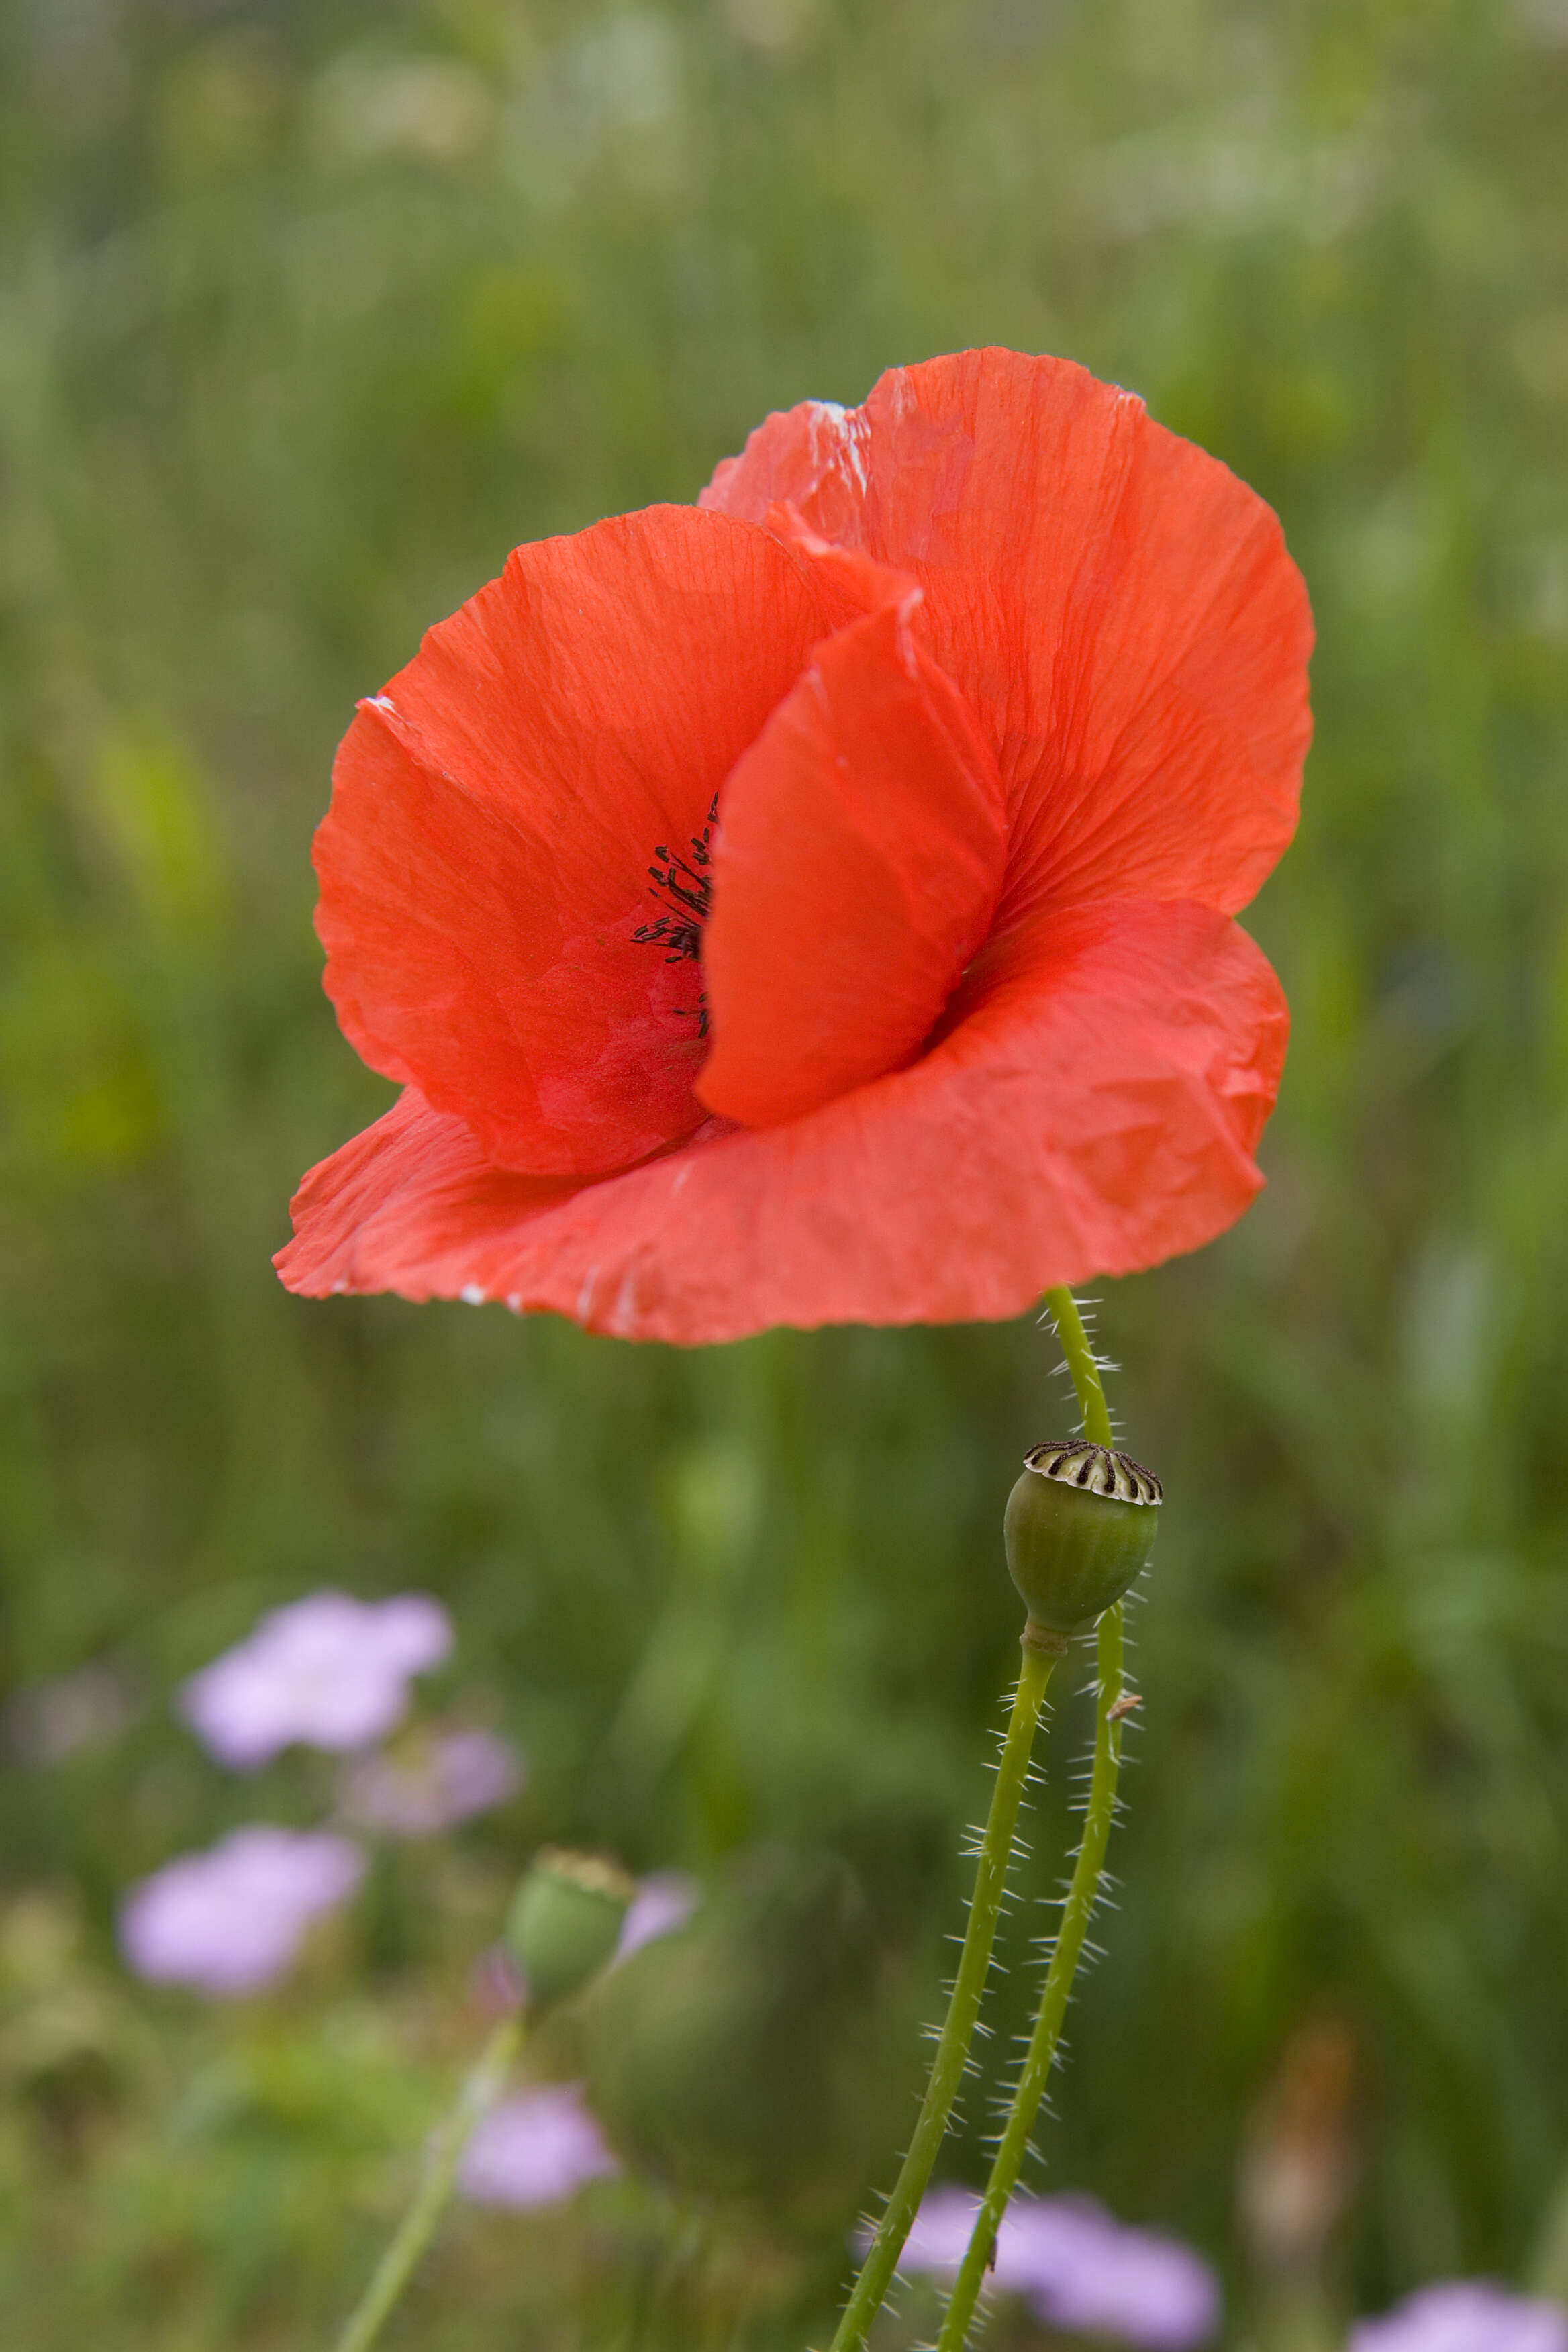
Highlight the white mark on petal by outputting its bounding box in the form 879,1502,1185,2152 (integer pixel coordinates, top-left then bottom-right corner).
611,1265,640,1330
460,1283,485,1306
797,399,869,495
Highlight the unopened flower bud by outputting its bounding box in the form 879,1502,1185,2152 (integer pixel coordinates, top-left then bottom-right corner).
505,1848,634,2009
1003,1440,1162,1646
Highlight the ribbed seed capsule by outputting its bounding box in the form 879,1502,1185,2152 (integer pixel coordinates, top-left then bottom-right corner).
505,1848,634,2009
1003,1440,1163,1647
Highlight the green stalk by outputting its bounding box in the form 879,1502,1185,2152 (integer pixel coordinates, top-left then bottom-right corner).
934,1604,1126,2349
827,1641,1059,2352
934,1287,1128,2350
1043,1286,1115,1449
331,2010,523,2352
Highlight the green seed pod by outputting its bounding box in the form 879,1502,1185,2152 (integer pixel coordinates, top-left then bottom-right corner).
505,1849,634,2010
1003,1440,1163,1645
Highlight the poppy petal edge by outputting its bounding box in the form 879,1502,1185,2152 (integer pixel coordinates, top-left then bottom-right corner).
276,899,1287,1342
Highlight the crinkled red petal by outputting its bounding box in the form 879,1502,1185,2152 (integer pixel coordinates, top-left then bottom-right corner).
275,899,1288,1344
702,347,1312,923
315,505,849,1176
699,591,1006,1127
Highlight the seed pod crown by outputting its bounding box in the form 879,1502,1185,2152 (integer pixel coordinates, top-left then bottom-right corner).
1022,1440,1163,1506
1004,1440,1162,1645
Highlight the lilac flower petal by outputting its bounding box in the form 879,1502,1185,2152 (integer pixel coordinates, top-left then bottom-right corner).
179,1648,288,1769
458,2084,619,2208
370,1595,454,1675
340,1728,522,1835
1350,2282,1568,2352
1026,2203,1221,2347
179,1591,454,1767
991,2192,1115,2294
890,2185,985,2273
891,2187,1220,2347
614,1872,700,1960
119,1826,364,1998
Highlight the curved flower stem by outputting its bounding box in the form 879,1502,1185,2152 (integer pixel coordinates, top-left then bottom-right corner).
934,1604,1126,2348
331,2008,523,2352
934,1289,1129,2351
827,1640,1060,2352
1043,1286,1115,1449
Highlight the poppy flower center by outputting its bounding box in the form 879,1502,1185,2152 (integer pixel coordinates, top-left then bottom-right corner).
632,793,718,1037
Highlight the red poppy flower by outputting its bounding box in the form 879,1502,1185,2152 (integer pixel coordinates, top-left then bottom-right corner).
275,348,1311,1344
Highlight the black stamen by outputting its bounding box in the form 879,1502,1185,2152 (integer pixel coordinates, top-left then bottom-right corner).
632,795,718,1036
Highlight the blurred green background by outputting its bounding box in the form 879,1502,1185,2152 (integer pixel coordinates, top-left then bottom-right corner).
3,0,1567,2345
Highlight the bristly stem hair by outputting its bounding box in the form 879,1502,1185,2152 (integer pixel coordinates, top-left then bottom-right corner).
826,1642,1059,2352
932,1287,1130,2350
1042,1285,1115,1449
826,1286,1120,2352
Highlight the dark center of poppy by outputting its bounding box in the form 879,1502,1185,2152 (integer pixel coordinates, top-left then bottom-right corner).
632,793,717,1036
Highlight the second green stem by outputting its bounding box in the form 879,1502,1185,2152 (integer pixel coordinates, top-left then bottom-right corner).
331,2010,522,2352
934,1602,1127,2349
933,1286,1127,2349
826,1640,1059,2352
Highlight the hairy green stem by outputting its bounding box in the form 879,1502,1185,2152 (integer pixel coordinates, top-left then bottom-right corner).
331,2010,522,2352
1043,1286,1115,1448
827,1642,1059,2352
934,1291,1128,2350
935,1603,1126,2347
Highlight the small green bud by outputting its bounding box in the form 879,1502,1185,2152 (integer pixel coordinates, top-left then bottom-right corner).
1003,1440,1163,1645
505,1849,634,2009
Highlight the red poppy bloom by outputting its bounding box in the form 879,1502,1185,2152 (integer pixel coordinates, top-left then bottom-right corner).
275,348,1311,1344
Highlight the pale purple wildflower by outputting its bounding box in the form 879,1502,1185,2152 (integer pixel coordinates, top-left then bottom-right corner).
339,1728,522,1835
893,2184,985,2270
893,2186,1220,2347
1010,2199,1221,2347
458,2083,620,2208
1349,2283,1568,2352
615,1871,700,1960
119,1826,365,1996
180,1591,452,1768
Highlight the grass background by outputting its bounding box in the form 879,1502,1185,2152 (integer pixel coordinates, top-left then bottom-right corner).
2,0,1567,2344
